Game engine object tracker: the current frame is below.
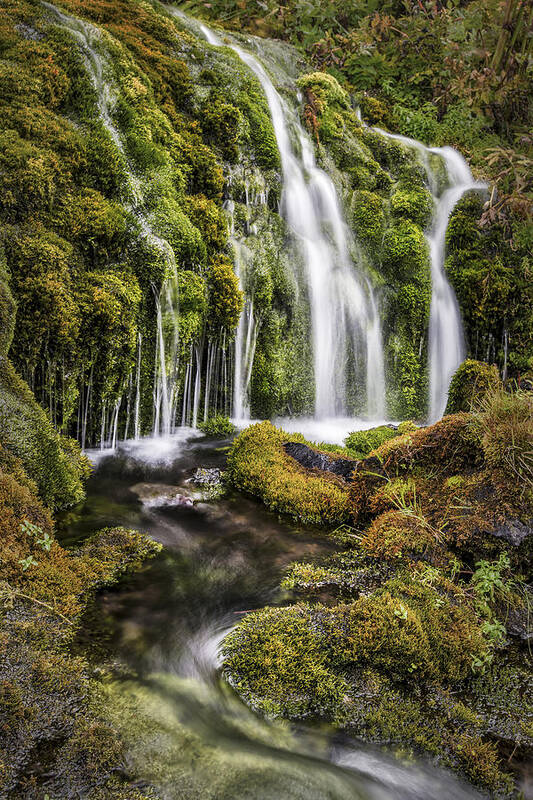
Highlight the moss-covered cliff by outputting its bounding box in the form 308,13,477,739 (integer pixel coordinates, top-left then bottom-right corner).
1,0,530,437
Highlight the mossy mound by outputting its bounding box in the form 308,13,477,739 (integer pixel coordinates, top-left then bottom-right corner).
0,403,161,797
344,424,399,458
445,359,502,415
221,576,514,794
0,357,90,509
226,421,353,526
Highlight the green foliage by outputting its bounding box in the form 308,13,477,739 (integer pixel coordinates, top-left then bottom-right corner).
344,425,397,458
198,415,236,437
445,359,502,415
445,195,532,376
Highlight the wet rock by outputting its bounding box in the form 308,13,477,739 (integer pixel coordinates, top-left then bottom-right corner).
131,482,194,508
283,442,357,481
188,467,223,487
187,468,226,500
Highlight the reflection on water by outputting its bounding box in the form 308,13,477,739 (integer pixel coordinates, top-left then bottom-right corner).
59,433,480,800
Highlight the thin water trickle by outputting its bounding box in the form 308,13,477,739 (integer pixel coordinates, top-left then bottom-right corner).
43,1,180,439
374,128,485,421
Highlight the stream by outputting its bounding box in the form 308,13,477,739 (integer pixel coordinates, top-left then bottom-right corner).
58,431,481,800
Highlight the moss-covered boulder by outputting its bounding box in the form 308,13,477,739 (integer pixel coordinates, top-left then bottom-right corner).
445,359,502,415
227,421,353,526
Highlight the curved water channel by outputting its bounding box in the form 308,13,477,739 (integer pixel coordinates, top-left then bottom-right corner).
59,432,481,800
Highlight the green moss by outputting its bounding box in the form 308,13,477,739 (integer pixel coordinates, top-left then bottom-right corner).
390,185,433,228
222,604,346,717
207,257,244,334
178,270,207,352
227,421,353,526
445,359,502,415
352,190,386,252
198,415,236,437
344,425,398,458
0,358,88,510
382,219,429,284
150,198,206,267
328,576,486,683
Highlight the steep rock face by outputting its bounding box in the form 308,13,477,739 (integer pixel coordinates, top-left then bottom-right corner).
1,0,484,437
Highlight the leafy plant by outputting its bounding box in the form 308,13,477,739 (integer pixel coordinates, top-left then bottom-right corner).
18,555,38,572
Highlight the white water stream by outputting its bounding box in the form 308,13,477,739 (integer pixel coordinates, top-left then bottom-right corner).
198,22,386,420
374,129,485,421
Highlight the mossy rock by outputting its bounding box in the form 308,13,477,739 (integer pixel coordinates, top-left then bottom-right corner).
390,185,433,228
445,359,502,415
0,357,89,510
382,219,430,284
222,604,346,717
227,421,353,526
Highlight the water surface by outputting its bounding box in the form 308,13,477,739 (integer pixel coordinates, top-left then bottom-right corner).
59,432,480,800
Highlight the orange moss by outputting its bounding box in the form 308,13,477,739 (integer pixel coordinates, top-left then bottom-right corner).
361,509,440,562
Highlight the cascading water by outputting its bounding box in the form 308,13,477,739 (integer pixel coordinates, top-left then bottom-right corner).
374,128,485,422
197,21,386,420
43,2,180,440
426,148,485,422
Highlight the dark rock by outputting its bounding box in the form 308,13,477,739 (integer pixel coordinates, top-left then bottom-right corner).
283,442,357,481
490,518,532,547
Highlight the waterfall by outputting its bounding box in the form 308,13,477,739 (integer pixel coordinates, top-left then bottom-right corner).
426,148,484,422
374,129,485,422
198,21,386,420
44,2,180,440
228,233,257,421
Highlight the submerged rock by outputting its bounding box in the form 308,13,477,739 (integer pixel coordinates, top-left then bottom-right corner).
131,482,194,508
189,467,223,487
283,442,357,481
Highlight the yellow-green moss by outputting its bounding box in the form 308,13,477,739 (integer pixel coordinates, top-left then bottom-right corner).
227,421,353,526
